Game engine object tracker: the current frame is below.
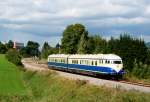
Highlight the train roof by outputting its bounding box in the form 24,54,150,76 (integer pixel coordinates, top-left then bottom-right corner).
48,54,70,58
68,54,121,60
48,54,122,60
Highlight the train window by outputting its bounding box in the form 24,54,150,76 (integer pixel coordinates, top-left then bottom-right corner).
92,61,94,65
76,60,78,64
85,60,87,64
105,60,110,64
61,59,63,63
113,61,122,64
99,60,103,64
95,61,97,66
72,60,78,64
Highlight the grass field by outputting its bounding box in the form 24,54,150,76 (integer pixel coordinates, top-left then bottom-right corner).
0,54,150,102
0,54,27,95
23,71,150,102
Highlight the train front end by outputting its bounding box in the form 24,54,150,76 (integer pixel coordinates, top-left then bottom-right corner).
101,54,125,75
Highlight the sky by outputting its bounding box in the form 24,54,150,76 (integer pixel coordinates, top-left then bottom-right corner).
0,0,150,46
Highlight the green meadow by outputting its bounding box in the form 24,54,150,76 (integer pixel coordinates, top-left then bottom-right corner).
0,54,150,102
0,54,27,95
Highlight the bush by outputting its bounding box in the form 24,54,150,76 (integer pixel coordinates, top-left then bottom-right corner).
0,44,8,54
131,62,150,79
5,49,22,65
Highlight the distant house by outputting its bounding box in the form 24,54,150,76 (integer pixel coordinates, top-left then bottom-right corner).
13,42,24,49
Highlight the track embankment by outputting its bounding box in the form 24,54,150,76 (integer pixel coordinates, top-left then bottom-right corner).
22,58,150,93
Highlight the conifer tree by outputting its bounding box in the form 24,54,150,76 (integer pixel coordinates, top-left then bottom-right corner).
41,42,50,58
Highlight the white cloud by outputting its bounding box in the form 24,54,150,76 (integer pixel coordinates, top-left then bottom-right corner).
0,0,150,44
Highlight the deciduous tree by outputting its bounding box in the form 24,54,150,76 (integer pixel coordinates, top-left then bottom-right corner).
61,24,88,54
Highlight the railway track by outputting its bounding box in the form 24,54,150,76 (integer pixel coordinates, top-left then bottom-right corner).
118,80,150,88
39,60,150,88
22,58,150,93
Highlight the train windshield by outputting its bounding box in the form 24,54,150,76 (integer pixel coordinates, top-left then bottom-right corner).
113,61,122,64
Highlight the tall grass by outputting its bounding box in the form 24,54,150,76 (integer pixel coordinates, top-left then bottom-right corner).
0,70,150,102
124,62,150,84
22,71,150,102
0,53,150,102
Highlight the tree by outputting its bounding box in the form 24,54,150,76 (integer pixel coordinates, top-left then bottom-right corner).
41,42,50,58
19,47,28,57
77,31,88,54
0,42,7,54
107,34,148,71
61,24,88,54
6,49,22,65
93,35,107,54
26,41,40,57
56,43,60,49
86,35,107,54
6,40,14,49
146,49,150,64
86,36,95,54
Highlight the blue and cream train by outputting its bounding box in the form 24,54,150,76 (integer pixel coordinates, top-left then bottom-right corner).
47,54,124,76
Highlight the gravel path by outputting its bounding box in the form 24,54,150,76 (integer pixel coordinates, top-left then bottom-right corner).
22,58,150,93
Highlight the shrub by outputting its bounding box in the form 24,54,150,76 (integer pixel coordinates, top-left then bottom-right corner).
0,43,8,54
5,49,22,65
131,62,150,79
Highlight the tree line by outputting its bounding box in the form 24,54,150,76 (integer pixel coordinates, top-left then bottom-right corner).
0,23,150,79
60,23,150,79
0,40,59,58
